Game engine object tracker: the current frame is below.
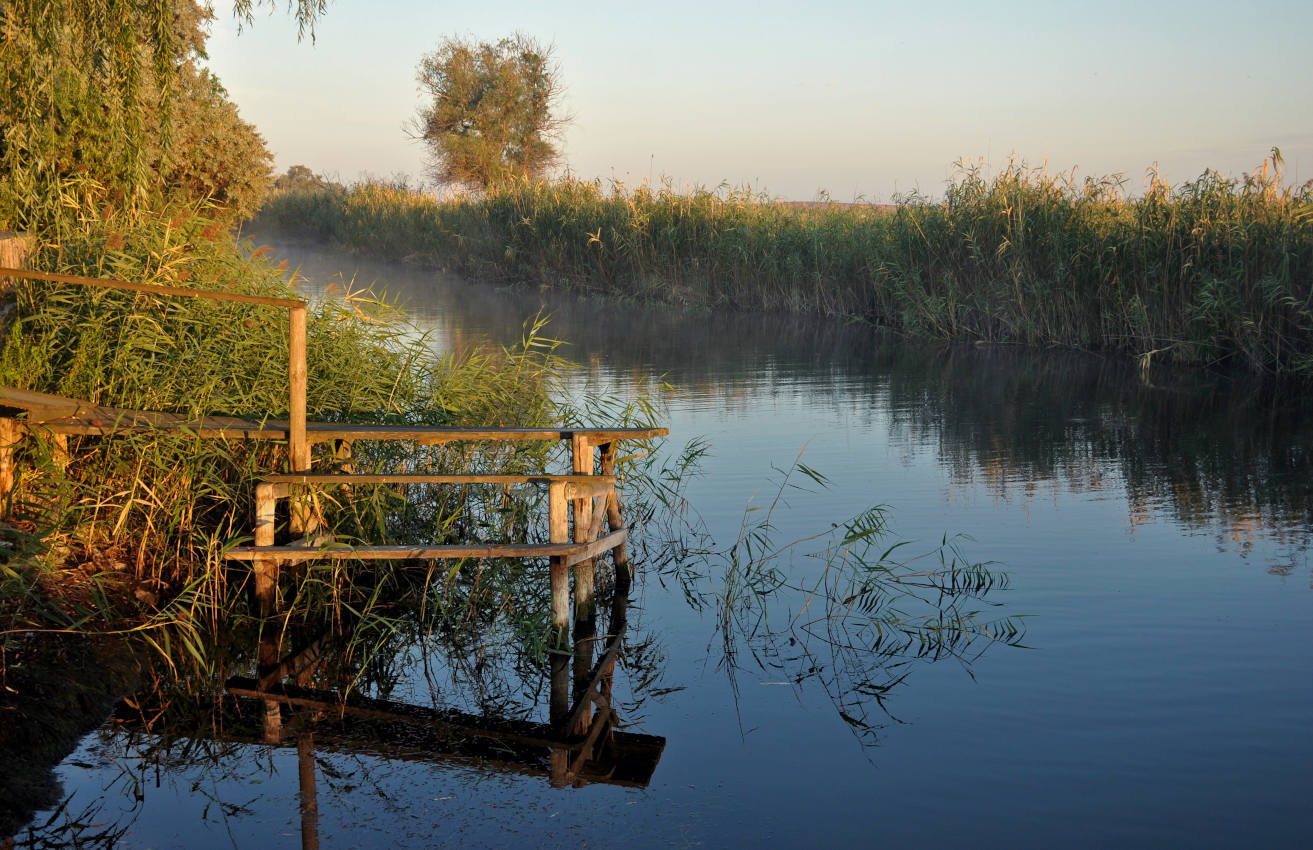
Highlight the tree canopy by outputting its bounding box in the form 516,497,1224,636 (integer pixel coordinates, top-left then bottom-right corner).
0,0,316,229
414,34,567,190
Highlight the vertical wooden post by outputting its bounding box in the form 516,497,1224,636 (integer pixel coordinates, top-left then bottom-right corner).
288,304,309,471
255,482,283,741
288,304,310,534
598,441,632,577
0,418,17,512
253,482,279,617
571,434,595,611
548,481,570,644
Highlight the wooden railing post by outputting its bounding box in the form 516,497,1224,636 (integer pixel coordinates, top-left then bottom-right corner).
288,303,311,533
253,482,280,618
570,434,595,614
548,480,570,645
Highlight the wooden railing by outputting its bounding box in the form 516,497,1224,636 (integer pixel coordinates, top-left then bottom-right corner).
0,266,311,473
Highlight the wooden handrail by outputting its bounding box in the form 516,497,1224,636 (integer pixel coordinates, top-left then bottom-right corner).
0,266,304,308
0,266,310,475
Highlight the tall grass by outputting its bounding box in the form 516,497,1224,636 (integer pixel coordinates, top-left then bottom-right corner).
0,195,573,660
258,151,1313,375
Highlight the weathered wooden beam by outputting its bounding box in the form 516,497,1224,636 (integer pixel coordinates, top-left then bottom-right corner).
0,266,305,309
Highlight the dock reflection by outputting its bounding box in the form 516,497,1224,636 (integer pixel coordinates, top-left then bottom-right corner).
108,570,661,849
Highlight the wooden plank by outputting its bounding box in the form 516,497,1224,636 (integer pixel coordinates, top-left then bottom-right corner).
562,529,628,568
223,529,628,566
0,390,669,445
262,472,614,488
0,266,305,308
226,540,592,563
10,417,668,446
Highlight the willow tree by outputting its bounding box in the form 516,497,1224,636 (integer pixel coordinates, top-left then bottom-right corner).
0,0,322,228
414,34,567,190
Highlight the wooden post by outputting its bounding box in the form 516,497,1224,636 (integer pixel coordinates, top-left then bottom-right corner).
548,481,570,644
0,418,17,512
288,304,310,533
598,441,632,577
253,482,279,617
571,434,595,612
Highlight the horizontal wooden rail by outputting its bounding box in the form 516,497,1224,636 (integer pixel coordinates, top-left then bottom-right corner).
263,472,616,499
0,266,304,308
0,267,310,478
224,529,628,567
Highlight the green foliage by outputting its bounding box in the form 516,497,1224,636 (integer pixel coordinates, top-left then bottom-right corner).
259,152,1313,375
0,0,272,228
0,203,568,645
413,34,566,190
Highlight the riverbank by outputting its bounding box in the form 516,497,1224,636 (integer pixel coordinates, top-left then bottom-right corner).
255,153,1313,376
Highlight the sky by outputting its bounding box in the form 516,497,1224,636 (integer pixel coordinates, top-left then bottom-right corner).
207,0,1313,201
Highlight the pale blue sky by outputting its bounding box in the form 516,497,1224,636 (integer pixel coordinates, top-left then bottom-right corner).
207,0,1313,201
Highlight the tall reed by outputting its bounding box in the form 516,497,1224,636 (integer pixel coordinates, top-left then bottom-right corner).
258,151,1313,375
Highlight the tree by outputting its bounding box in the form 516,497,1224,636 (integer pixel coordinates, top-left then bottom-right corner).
414,34,567,190
0,0,314,228
274,164,335,192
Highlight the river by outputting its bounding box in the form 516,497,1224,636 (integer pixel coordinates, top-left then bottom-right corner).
20,237,1313,848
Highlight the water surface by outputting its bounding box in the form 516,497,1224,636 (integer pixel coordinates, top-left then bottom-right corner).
24,239,1313,848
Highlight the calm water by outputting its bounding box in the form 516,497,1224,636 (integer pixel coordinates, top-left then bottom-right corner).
23,239,1313,848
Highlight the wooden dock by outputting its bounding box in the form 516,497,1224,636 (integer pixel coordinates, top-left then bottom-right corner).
0,264,667,655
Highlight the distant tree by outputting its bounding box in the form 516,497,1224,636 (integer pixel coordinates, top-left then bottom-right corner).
413,34,567,190
274,165,335,192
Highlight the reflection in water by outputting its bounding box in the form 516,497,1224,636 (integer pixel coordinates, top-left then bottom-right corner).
23,569,661,849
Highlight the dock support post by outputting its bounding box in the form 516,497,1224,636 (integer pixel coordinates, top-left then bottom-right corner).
598,441,632,578
548,481,570,645
253,482,280,617
571,434,596,610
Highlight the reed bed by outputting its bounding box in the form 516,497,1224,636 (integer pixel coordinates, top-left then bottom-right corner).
0,196,573,667
259,152,1313,375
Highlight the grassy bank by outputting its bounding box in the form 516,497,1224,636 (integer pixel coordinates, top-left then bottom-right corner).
258,153,1313,375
